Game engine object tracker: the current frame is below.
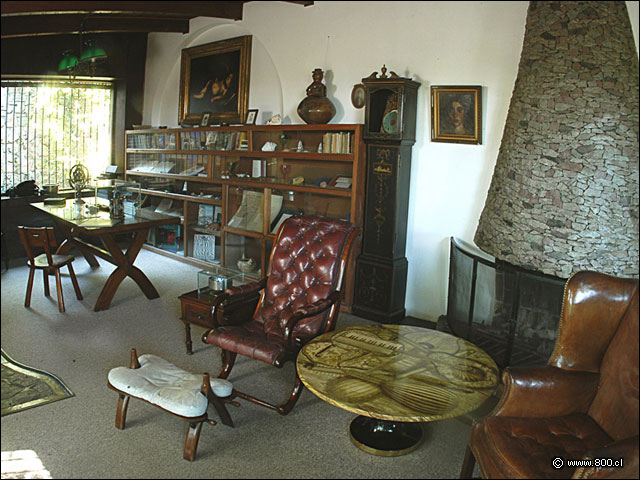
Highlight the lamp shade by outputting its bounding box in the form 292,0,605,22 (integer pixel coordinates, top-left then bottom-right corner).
80,40,107,63
58,50,79,72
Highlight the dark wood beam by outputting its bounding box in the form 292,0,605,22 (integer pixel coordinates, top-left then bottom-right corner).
1,14,190,38
1,2,246,20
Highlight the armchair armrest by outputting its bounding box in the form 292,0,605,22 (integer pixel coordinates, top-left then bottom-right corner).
283,291,340,343
209,278,266,328
491,365,599,418
572,436,639,479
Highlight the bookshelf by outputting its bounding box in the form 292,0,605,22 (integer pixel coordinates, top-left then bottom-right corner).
125,124,365,308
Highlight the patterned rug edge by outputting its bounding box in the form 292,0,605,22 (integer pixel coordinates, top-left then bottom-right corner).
1,348,74,417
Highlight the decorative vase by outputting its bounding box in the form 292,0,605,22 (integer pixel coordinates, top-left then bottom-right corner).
237,254,256,273
297,68,336,124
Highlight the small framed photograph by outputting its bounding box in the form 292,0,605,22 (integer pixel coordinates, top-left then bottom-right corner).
351,84,366,109
431,85,482,144
200,112,211,127
245,109,258,125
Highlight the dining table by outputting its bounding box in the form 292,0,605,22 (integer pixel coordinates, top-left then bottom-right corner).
31,197,180,311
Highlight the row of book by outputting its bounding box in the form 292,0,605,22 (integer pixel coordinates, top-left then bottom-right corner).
128,133,176,150
322,132,351,154
181,131,249,151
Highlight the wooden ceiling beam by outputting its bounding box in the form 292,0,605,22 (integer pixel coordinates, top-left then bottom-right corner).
1,14,190,38
1,2,246,20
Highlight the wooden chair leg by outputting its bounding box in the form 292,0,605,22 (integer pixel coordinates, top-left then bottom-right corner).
183,421,204,461
460,445,476,479
276,372,304,416
68,263,83,300
43,269,50,296
115,393,130,430
25,268,35,308
54,269,65,312
218,350,236,379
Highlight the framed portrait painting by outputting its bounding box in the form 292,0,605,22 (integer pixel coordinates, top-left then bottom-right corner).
179,35,252,126
431,86,482,144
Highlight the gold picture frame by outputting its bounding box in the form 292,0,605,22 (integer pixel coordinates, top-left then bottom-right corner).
179,35,252,126
431,86,482,144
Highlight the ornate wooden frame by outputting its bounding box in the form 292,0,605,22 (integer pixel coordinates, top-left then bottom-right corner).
179,35,252,126
431,85,482,145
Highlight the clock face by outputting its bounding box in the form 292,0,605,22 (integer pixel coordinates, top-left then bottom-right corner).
382,109,399,134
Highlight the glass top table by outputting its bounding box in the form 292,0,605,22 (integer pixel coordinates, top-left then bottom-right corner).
297,324,499,456
31,198,179,311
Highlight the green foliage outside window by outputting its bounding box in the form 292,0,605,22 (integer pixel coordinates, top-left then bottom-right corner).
1,78,113,193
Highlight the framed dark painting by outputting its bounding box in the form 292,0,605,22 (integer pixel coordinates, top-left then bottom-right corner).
179,35,252,126
431,85,482,144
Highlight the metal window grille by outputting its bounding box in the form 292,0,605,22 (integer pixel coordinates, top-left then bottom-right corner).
1,77,113,193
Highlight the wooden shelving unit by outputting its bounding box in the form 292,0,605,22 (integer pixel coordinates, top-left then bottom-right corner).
125,124,365,308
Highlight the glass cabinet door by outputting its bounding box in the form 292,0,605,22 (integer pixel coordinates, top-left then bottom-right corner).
225,185,268,234
269,188,352,235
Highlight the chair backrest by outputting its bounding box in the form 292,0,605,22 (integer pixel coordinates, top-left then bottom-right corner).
549,271,639,441
588,284,638,440
17,226,57,265
253,215,356,343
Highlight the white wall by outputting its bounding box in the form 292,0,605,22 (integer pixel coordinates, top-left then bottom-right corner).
142,1,638,322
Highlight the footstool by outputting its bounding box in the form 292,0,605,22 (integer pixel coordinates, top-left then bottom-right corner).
107,348,236,461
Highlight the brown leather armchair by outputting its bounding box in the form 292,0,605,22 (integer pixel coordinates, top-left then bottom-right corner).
460,270,639,479
202,215,357,415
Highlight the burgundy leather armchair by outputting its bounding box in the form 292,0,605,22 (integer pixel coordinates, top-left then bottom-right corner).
202,215,357,415
460,270,639,479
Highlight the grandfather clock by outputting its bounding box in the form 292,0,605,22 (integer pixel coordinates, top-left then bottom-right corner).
352,66,420,323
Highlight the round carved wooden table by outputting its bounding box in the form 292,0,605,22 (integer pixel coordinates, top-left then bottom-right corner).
297,324,499,456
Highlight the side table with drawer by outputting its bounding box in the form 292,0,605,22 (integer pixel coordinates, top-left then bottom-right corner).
178,268,260,354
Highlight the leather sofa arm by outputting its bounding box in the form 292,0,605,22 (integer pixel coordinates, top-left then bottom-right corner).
491,365,599,418
283,291,340,343
572,436,639,479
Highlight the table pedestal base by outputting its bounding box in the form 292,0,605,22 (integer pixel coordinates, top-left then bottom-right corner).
348,416,423,456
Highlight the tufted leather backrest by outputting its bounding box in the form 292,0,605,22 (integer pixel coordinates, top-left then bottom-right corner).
588,284,639,441
253,215,355,344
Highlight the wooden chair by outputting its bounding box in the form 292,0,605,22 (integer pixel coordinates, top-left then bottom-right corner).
460,271,639,479
202,215,357,415
17,226,83,313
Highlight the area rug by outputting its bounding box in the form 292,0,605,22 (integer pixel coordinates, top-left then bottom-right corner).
1,349,73,416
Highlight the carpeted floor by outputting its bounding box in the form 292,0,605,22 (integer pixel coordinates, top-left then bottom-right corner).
1,248,485,478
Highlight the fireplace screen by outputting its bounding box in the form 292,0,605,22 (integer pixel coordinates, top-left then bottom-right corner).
440,237,566,369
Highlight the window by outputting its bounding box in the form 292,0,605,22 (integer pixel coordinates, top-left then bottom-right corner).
1,77,113,193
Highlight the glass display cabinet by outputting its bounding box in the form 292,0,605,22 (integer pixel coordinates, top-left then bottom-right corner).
125,124,365,308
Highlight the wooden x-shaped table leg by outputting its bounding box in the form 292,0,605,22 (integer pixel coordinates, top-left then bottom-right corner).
94,229,158,311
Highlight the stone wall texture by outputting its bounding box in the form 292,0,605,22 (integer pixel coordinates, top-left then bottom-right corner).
475,1,639,279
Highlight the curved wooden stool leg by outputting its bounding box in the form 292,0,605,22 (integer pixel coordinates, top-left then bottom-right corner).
183,421,204,461
115,394,130,430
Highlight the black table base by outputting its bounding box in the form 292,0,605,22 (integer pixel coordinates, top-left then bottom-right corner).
348,415,423,456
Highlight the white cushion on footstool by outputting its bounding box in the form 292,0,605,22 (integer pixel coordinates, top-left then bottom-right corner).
108,354,233,418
